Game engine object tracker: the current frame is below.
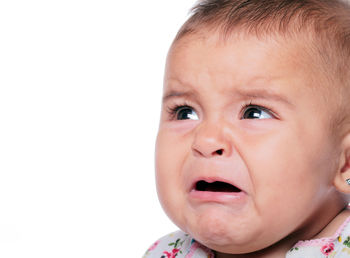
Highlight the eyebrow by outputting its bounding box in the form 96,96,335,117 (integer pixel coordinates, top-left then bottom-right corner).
162,81,295,108
234,88,295,108
162,90,197,102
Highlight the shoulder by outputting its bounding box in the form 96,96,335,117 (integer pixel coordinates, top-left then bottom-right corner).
143,230,214,258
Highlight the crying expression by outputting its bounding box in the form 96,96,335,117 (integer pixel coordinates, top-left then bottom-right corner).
155,32,340,253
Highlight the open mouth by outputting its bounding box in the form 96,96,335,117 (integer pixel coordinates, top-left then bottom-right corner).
195,180,241,192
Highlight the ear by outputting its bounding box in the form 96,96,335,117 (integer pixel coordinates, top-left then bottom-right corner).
334,133,350,194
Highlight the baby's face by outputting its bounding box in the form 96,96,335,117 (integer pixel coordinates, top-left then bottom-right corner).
156,32,342,253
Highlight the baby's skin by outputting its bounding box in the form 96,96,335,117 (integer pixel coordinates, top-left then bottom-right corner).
155,30,350,257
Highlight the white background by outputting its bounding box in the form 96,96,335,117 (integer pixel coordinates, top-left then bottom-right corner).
0,1,196,257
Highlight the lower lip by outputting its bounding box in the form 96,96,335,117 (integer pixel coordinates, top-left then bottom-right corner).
189,190,246,203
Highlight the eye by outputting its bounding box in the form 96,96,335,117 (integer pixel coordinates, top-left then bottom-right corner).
241,105,273,119
176,106,199,120
169,105,199,120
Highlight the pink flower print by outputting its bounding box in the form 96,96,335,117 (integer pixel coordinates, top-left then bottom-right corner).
163,248,180,258
321,243,335,255
147,240,160,252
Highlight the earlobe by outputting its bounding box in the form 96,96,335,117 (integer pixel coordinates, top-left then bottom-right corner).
334,134,350,194
341,151,350,173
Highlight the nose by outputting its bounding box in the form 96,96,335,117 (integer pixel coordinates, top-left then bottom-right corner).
191,121,232,158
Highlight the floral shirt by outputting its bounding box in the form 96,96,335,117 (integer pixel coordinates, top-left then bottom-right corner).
287,216,350,257
143,231,214,258
144,217,350,257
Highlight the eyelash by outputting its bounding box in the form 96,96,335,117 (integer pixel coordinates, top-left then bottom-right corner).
166,100,277,120
166,102,195,120
239,100,275,117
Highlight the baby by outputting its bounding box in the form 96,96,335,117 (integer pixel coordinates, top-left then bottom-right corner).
145,0,350,257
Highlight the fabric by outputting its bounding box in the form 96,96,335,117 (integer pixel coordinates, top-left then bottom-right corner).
143,231,214,258
144,217,350,257
286,216,350,258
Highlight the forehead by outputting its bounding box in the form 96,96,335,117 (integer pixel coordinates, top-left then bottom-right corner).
165,31,319,99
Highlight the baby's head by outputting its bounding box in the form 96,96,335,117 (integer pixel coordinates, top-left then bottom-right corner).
156,0,350,255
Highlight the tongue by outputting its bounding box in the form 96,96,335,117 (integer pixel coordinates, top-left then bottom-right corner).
196,180,241,192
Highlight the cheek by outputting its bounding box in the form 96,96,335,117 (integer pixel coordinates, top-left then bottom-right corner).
243,127,337,212
155,132,175,195
155,130,189,222
155,125,194,181
155,130,185,179
243,124,334,179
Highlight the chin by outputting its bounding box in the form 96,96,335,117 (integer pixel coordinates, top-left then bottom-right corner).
197,231,267,255
193,230,257,254
178,209,268,254
186,212,253,248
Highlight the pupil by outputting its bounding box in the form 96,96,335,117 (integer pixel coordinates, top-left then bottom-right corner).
244,108,261,119
178,108,193,120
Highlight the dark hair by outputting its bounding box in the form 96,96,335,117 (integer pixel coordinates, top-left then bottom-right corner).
176,0,350,40
175,0,350,74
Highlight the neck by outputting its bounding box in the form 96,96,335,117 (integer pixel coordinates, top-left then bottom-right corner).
215,197,347,258
214,236,297,258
